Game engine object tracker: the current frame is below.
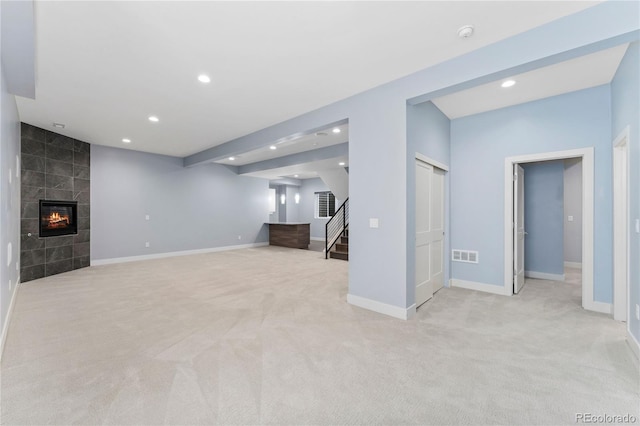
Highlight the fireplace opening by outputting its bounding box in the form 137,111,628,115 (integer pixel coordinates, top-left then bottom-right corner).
39,200,78,238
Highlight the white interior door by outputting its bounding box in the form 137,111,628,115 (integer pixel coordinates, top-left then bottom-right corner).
513,164,526,294
416,160,445,307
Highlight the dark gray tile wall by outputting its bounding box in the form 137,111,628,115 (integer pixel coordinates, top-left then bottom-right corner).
21,123,90,282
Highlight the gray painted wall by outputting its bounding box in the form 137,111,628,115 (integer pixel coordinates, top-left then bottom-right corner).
298,178,332,239
91,145,269,261
522,161,564,276
611,41,640,342
0,61,21,340
563,158,582,264
285,185,300,222
406,101,451,304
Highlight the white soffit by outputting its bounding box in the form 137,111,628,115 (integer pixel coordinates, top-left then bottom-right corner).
243,157,349,181
432,43,629,119
16,1,601,157
217,124,348,166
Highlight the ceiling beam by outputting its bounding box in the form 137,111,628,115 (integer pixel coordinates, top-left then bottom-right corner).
1,0,35,99
237,142,348,175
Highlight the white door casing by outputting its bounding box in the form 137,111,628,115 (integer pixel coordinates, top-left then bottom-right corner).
513,164,526,294
415,159,445,307
613,128,629,322
504,148,598,314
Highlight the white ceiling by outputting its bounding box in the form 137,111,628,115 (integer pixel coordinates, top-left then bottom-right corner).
431,43,629,119
16,1,602,158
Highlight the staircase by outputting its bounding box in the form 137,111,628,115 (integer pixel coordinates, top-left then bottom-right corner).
329,229,348,261
325,198,349,261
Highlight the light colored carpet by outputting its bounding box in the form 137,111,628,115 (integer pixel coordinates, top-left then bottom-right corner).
1,247,638,425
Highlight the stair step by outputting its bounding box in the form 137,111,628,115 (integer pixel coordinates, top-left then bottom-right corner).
330,251,349,261
340,237,349,244
335,243,348,252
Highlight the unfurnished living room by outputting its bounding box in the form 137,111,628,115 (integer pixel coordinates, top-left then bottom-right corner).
1,1,639,425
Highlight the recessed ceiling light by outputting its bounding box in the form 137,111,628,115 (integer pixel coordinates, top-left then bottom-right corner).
269,145,277,150
332,128,341,134
122,138,131,143
198,74,211,83
148,116,159,122
294,174,299,178
228,156,235,161
339,162,345,166
501,80,516,88
52,123,65,129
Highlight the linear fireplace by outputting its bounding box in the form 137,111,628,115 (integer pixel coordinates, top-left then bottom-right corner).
39,200,78,238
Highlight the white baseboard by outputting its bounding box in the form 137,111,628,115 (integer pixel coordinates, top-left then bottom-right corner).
450,279,511,296
583,300,612,315
347,294,415,320
1,279,19,362
91,242,269,266
564,261,582,268
525,270,565,281
310,237,325,242
626,328,640,364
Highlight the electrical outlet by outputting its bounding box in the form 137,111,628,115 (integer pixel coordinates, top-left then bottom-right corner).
145,215,150,221
238,235,242,240
145,242,150,248
636,304,639,321
567,215,573,222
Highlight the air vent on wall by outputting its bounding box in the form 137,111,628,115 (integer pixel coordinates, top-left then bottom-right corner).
452,249,479,264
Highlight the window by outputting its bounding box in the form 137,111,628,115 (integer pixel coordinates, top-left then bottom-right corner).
315,192,336,219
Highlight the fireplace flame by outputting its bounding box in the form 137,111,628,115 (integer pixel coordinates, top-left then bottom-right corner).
46,211,70,228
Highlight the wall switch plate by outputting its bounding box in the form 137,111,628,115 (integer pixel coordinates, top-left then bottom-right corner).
238,235,242,240
145,215,150,221
145,242,150,248
567,215,574,222
369,218,379,228
636,304,640,321
636,219,640,234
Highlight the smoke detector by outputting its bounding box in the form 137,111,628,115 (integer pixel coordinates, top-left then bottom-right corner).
457,25,474,39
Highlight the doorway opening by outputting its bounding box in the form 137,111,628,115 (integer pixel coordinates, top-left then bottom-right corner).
513,159,583,302
504,148,606,314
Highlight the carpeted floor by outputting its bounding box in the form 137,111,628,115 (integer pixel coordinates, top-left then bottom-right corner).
1,247,638,425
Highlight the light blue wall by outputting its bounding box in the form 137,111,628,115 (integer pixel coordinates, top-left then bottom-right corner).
182,2,638,312
563,158,583,264
611,41,640,342
90,145,269,261
285,185,300,222
407,101,451,305
0,60,21,338
522,161,564,276
451,86,613,302
299,178,331,239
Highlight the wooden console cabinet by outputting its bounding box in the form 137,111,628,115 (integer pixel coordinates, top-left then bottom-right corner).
267,223,310,249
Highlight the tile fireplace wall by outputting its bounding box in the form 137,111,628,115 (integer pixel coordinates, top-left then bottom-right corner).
20,123,91,282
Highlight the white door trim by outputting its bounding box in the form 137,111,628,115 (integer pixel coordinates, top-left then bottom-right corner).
415,153,449,172
504,148,597,312
613,126,630,322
